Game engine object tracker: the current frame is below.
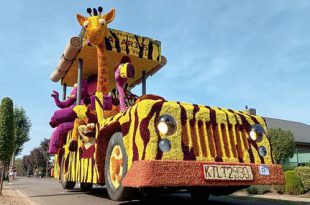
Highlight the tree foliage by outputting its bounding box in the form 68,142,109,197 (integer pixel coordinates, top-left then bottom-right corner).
269,128,295,164
14,107,31,156
30,147,46,169
14,158,23,174
0,97,15,166
0,97,14,195
22,155,32,172
22,138,50,172
40,138,50,161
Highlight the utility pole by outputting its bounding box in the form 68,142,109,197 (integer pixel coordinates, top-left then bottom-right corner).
46,159,49,178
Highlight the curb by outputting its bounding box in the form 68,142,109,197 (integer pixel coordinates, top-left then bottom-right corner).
232,192,310,203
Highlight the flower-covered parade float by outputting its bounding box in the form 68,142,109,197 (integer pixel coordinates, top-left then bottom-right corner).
48,7,284,201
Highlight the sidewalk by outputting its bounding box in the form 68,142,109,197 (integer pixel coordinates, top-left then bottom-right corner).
232,191,310,203
0,183,35,205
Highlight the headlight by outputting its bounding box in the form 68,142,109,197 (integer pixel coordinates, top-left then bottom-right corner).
258,146,267,157
249,124,265,142
157,115,177,135
159,139,171,152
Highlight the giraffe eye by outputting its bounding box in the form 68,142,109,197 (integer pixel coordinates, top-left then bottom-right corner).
99,18,106,25
83,21,89,28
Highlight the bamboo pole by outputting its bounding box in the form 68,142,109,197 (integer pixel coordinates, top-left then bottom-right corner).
77,58,83,105
142,71,146,95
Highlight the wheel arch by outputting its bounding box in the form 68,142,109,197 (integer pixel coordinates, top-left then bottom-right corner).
96,122,123,184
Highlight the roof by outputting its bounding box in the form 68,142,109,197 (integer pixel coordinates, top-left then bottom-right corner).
51,28,166,89
265,117,310,144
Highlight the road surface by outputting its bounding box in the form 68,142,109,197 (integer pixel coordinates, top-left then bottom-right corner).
5,177,309,205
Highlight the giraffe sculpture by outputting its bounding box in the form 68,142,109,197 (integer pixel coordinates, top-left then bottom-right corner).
77,7,115,124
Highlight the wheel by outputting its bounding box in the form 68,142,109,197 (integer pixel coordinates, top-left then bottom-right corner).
104,132,135,201
80,182,93,192
60,155,75,189
189,187,210,203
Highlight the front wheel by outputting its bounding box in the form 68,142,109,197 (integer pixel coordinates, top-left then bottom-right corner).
104,132,135,201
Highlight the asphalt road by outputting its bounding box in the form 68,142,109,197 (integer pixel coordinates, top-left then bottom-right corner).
5,177,308,205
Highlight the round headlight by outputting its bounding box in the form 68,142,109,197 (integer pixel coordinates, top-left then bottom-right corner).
249,124,265,142
157,115,177,135
159,139,171,152
258,146,267,157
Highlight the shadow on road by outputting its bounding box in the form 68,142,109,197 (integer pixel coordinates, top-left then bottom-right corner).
87,186,111,199
87,187,235,205
30,191,86,198
29,187,112,199
86,187,310,205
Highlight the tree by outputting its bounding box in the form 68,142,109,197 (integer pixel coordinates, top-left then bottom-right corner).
14,107,31,156
30,148,46,170
21,139,51,178
0,97,14,195
269,128,295,164
14,158,23,175
21,155,33,175
40,138,50,159
40,138,50,178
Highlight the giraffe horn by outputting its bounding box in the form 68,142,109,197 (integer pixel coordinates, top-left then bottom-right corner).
98,7,103,15
87,8,92,16
93,8,98,16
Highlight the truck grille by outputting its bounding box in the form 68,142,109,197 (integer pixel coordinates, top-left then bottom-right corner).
178,103,267,164
182,122,251,162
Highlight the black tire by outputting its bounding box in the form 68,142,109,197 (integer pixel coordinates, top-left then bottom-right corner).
189,187,210,203
80,182,93,192
60,156,75,190
104,132,135,201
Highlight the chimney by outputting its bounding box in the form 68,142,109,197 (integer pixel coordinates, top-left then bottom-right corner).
243,106,256,115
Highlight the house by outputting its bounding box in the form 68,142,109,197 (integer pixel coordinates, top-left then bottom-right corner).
244,108,310,165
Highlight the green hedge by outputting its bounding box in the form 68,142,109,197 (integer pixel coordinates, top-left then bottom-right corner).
285,170,304,195
274,185,285,194
295,167,310,192
246,185,271,195
282,164,296,172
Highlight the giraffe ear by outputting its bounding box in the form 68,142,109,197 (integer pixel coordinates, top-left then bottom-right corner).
103,8,115,24
77,14,87,26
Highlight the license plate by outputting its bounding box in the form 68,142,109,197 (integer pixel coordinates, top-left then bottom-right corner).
258,165,270,176
203,165,253,181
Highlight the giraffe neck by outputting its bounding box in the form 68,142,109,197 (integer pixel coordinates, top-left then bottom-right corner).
96,43,109,95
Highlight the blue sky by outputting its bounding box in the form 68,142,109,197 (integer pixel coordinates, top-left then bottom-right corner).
0,0,309,157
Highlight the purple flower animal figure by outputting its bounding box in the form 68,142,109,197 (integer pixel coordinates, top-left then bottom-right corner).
49,80,88,128
49,122,74,154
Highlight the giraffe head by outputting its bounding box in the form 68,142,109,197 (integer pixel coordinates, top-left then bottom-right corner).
77,7,115,46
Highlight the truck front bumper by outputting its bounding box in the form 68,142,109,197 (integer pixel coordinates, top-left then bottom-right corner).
122,160,285,188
